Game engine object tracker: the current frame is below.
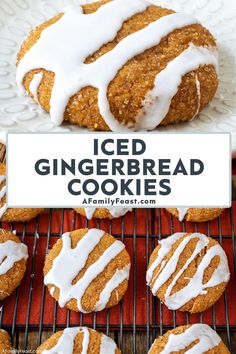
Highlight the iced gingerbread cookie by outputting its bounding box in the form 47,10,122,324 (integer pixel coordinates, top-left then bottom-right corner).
44,228,130,313
17,0,218,132
148,324,230,353
37,327,120,354
146,232,230,313
0,229,28,300
166,207,224,222
74,207,132,220
0,163,44,222
0,329,12,354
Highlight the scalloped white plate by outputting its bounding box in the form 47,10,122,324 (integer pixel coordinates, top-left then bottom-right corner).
0,0,236,154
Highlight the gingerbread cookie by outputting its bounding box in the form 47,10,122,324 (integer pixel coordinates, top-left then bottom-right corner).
17,0,218,132
0,163,44,222
148,324,229,353
0,329,12,354
44,228,130,313
146,232,230,313
0,229,28,300
166,207,223,222
74,207,132,220
37,326,121,354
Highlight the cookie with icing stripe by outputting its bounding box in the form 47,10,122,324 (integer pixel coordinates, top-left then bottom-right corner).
37,327,121,354
44,228,131,313
146,232,230,313
166,207,224,222
0,163,44,222
0,229,28,300
17,0,218,132
148,324,229,353
0,329,12,353
74,207,132,220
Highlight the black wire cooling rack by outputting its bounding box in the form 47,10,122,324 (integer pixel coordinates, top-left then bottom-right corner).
0,205,235,354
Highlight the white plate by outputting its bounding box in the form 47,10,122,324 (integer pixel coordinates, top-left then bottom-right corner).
0,0,235,154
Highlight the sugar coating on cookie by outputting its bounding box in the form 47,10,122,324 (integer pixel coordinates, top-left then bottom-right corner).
75,207,132,219
0,229,28,300
0,329,12,353
166,207,223,222
148,324,230,353
146,232,230,313
17,0,218,131
37,326,120,354
44,228,131,313
0,163,44,222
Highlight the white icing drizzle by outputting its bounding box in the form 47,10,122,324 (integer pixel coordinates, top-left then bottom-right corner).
153,324,222,354
29,72,43,103
84,207,96,220
49,286,55,296
0,186,6,203
138,44,218,130
0,176,5,184
94,264,130,311
146,232,185,284
146,232,230,310
0,176,7,219
100,334,117,354
44,229,128,313
177,208,189,221
0,240,28,275
84,207,132,220
16,0,219,131
42,327,89,354
0,203,7,219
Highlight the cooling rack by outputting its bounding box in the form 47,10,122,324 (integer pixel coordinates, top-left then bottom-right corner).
0,205,235,353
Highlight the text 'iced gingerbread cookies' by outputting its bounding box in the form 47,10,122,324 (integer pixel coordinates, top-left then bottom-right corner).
17,0,218,131
146,232,230,313
44,228,131,313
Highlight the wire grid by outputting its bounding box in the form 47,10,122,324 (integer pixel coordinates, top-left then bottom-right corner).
0,207,235,354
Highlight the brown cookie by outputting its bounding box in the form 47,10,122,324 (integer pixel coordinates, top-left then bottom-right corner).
0,229,28,300
166,208,224,222
74,207,132,220
146,232,230,313
148,324,230,353
17,0,218,131
44,228,130,313
0,329,12,354
0,163,44,222
37,327,120,354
